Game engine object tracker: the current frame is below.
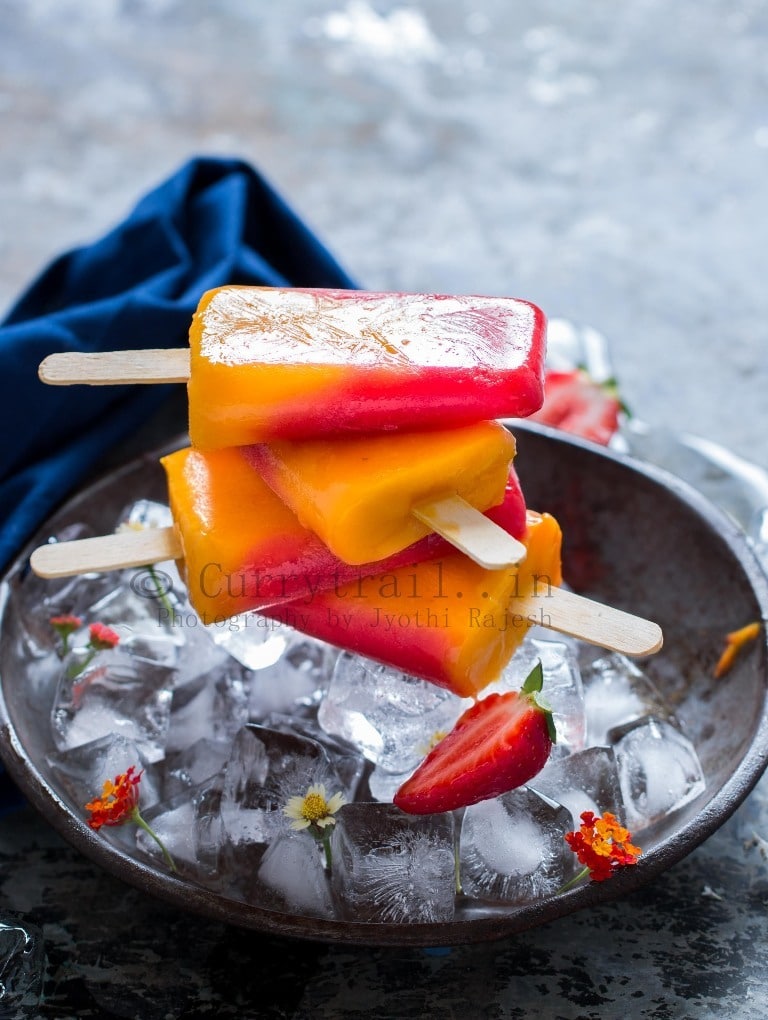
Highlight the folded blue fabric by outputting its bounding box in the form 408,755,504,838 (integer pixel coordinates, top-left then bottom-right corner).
0,156,357,572
0,157,357,811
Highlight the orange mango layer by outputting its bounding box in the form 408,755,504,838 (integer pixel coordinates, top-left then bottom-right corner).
160,446,528,624
262,510,563,698
244,421,516,565
187,286,546,448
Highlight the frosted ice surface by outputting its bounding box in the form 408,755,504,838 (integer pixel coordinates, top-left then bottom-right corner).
582,652,674,746
318,654,465,772
614,716,706,829
530,745,625,824
50,648,174,763
459,789,576,903
255,832,334,918
331,803,456,923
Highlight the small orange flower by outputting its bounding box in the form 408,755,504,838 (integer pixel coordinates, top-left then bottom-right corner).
85,766,142,830
564,811,642,883
85,766,176,873
88,622,121,651
714,621,762,679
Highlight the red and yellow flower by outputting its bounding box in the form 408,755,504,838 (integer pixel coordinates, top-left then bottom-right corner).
85,766,176,873
564,810,642,883
85,765,142,830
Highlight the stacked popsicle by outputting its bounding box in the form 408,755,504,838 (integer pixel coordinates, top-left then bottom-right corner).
33,287,662,700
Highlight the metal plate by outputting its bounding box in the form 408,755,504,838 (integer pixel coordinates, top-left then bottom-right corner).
1,423,767,946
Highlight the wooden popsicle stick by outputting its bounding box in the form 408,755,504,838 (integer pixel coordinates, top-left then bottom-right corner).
38,349,190,385
517,585,663,657
28,528,662,657
29,526,182,578
38,350,529,570
413,495,527,569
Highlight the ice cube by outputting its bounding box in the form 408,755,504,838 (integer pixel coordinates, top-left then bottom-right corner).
0,916,45,1017
493,636,585,755
165,664,249,753
168,621,240,687
367,766,416,804
530,746,625,824
47,733,162,812
162,738,231,799
50,648,174,763
330,803,456,923
263,714,366,800
195,783,226,882
253,832,335,918
219,725,348,869
318,654,465,773
582,652,675,746
459,789,576,903
13,522,116,658
116,499,186,606
134,790,200,870
207,613,294,670
248,636,336,719
613,716,706,829
117,498,174,532
86,583,181,666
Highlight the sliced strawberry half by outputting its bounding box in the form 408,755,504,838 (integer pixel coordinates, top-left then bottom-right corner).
393,663,556,815
530,369,623,446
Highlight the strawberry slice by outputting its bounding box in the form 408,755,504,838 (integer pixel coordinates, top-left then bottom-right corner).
393,663,556,815
529,369,623,445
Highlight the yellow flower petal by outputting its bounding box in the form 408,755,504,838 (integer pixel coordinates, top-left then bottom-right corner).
315,816,338,829
288,818,312,831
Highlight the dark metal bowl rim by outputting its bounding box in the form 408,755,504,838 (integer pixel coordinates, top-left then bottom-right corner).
0,423,766,947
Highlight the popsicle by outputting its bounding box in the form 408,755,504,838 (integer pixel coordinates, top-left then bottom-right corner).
262,510,564,698
29,446,529,625
38,286,547,447
244,420,519,566
262,510,664,697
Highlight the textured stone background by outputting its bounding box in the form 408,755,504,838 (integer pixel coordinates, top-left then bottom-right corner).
2,2,768,1017
3,0,767,464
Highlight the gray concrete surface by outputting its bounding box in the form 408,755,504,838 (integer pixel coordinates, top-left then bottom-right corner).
2,2,768,1017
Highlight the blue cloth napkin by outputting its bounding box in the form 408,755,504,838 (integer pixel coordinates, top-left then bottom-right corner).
0,155,357,573
0,156,357,811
